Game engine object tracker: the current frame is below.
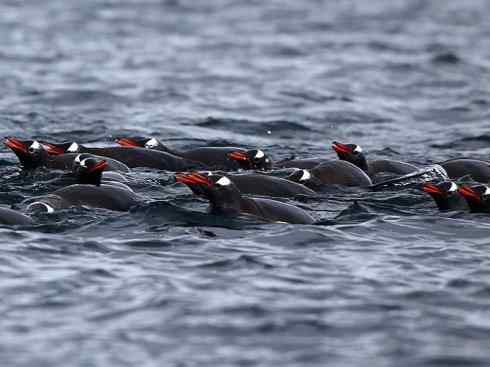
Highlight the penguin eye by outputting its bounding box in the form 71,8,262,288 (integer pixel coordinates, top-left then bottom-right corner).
216,176,231,187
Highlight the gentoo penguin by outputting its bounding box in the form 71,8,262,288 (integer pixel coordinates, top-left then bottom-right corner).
457,184,490,213
41,140,207,171
175,172,315,224
439,159,490,183
225,149,273,171
422,181,468,211
286,160,372,190
4,138,130,172
332,141,418,177
0,207,34,225
183,172,316,198
116,136,248,170
71,154,132,192
27,184,139,213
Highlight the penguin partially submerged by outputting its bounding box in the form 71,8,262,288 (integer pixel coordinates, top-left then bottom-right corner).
175,172,315,224
422,181,468,211
116,136,250,170
285,161,372,191
457,184,490,213
41,140,208,171
331,141,419,177
4,137,129,172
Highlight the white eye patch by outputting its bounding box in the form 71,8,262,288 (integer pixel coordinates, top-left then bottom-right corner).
300,169,311,181
80,158,88,168
216,176,231,186
484,186,490,196
74,154,82,163
448,182,458,192
354,145,363,153
67,142,79,152
30,141,41,150
145,138,159,149
254,150,265,159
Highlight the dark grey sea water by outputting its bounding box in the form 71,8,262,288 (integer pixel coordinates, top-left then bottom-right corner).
1,1,490,366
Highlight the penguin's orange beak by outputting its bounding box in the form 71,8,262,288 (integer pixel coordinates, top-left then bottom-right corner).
175,172,212,187
116,138,142,148
332,141,352,154
227,151,249,162
42,143,65,155
4,137,28,154
422,183,444,195
458,186,481,201
88,160,108,173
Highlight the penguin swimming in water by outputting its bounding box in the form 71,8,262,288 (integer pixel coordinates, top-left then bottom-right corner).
0,207,34,225
175,172,315,224
225,149,273,171
457,184,490,213
422,181,468,211
41,140,208,171
117,136,252,170
4,138,130,172
285,160,372,191
331,141,419,177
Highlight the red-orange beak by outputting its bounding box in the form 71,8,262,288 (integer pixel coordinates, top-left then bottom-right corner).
88,160,108,173
42,143,66,155
175,172,212,187
458,186,481,201
116,138,142,148
422,183,443,195
4,137,28,154
227,151,249,162
332,141,352,154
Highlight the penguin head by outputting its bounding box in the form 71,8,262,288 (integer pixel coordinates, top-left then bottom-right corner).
332,141,368,173
458,184,490,212
286,169,321,190
4,138,49,169
72,154,108,186
116,136,161,149
42,141,81,155
422,181,462,211
227,149,272,171
175,172,242,215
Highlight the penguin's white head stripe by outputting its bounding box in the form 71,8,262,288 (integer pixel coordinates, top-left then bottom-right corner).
448,182,458,192
484,186,490,196
80,158,88,168
145,138,159,149
255,150,265,159
216,176,231,186
354,145,363,153
67,142,79,152
30,141,41,150
300,169,311,181
74,154,82,163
